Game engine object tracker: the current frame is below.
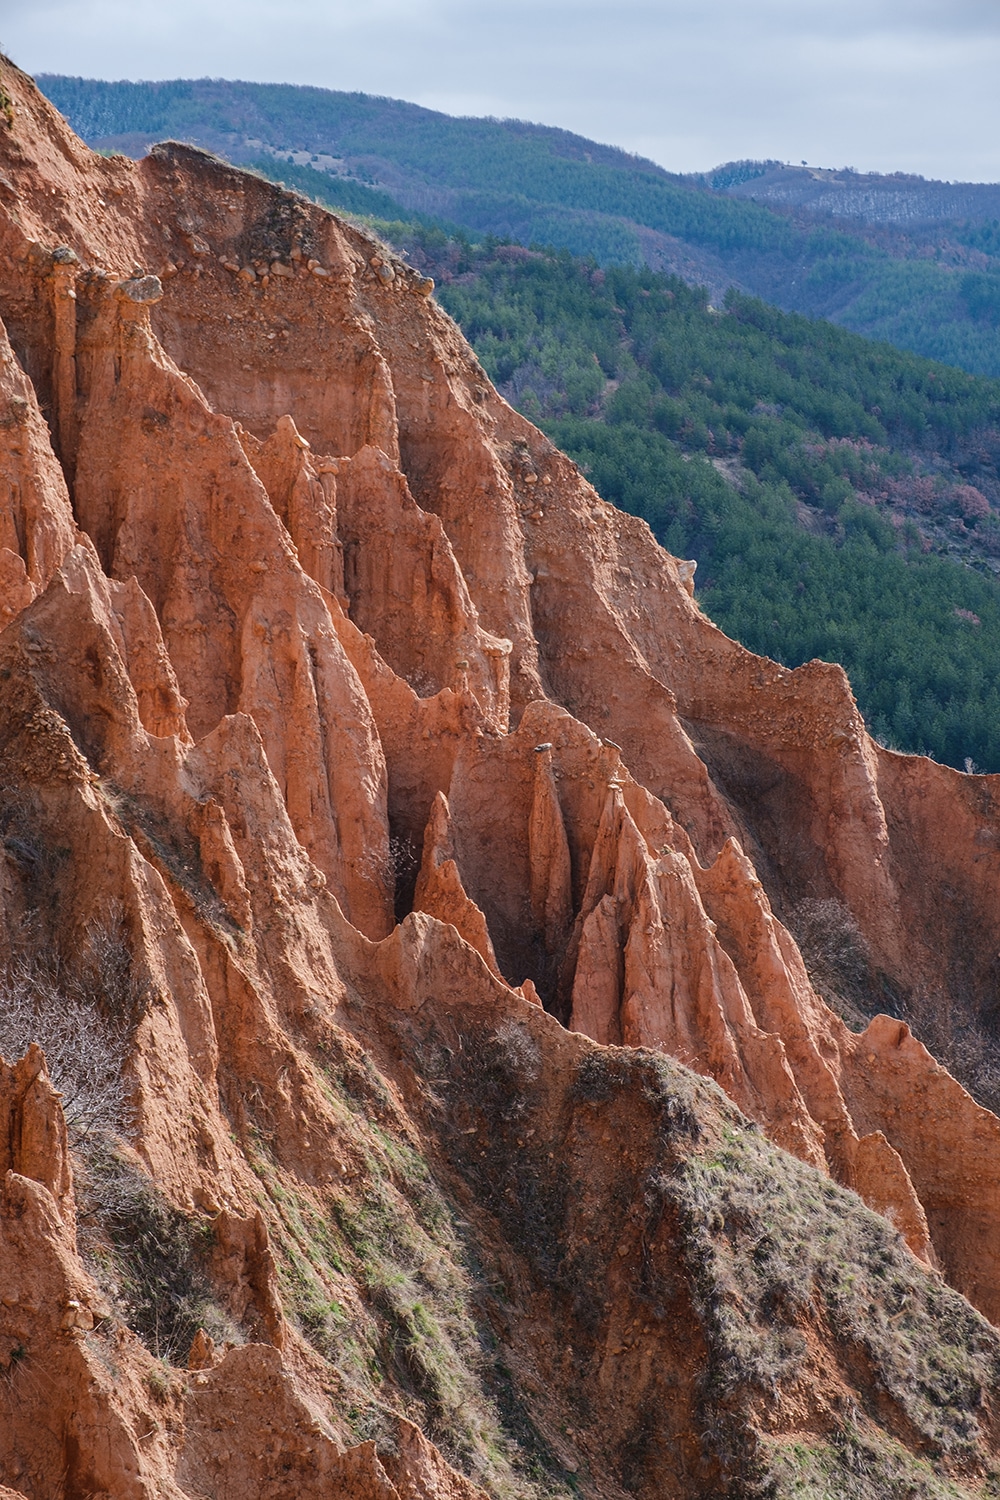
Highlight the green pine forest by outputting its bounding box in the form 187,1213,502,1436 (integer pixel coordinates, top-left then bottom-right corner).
402,233,1000,773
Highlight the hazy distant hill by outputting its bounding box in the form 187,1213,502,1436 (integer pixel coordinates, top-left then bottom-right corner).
36,74,770,279
717,159,1000,225
37,74,1000,378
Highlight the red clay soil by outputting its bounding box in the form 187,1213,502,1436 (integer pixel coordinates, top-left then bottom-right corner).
3,55,1000,1499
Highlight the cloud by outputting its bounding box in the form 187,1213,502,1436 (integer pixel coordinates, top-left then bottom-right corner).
4,0,999,180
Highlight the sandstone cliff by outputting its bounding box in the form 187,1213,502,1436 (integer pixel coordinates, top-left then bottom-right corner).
3,56,1000,1499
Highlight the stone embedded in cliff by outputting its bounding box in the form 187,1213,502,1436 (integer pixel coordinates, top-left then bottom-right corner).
118,274,163,304
187,1327,217,1370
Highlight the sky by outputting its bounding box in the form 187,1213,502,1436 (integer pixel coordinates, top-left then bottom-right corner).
4,0,1000,182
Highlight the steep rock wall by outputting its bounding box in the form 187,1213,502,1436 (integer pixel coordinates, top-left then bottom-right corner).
3,57,1000,1499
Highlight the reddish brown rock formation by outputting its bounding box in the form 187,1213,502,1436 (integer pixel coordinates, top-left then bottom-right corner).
4,55,1000,1499
0,1045,74,1223
413,791,502,978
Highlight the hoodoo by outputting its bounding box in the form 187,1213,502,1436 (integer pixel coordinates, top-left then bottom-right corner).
4,55,1000,1499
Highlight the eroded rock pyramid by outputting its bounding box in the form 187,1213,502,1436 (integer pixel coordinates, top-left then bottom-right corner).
3,56,1000,1499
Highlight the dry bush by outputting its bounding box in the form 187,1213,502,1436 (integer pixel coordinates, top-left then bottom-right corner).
943,1024,1000,1118
0,914,242,1364
0,924,138,1146
900,992,1000,1120
662,1121,1000,1491
791,899,1000,1116
789,898,876,1031
77,1146,239,1364
468,1020,541,1125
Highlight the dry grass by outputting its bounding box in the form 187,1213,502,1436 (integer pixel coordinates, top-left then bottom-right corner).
661,1110,1000,1493
242,1032,570,1500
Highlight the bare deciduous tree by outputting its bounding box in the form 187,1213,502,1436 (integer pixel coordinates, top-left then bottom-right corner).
0,914,143,1148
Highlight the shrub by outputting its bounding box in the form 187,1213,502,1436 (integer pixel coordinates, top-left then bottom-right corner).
76,1146,237,1364
0,917,236,1364
789,897,876,1031
0,955,134,1148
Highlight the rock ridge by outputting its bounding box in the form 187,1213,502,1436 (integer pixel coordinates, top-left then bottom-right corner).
3,55,1000,1498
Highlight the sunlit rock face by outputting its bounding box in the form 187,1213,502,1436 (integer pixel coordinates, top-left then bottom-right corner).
4,54,1000,1500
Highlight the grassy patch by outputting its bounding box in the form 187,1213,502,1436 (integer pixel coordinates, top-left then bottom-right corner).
658,1120,1000,1488
77,1146,239,1363
244,1046,569,1498
765,1426,990,1500
99,782,244,945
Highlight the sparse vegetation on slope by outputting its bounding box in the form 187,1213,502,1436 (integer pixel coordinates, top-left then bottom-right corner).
384,996,1000,1499
240,1023,573,1496
10,61,1000,1497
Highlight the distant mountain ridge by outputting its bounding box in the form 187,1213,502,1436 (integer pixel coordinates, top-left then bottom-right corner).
38,74,663,177
718,160,1000,226
36,73,1000,378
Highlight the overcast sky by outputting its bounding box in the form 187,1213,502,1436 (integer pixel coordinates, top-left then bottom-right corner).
5,0,999,181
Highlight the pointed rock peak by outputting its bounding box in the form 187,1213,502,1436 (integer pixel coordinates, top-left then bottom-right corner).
416,789,456,873
413,792,502,979
529,740,573,953
0,1045,74,1229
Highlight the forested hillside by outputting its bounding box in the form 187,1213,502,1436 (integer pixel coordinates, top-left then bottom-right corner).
36,73,1000,377
718,158,1000,225
404,235,1000,771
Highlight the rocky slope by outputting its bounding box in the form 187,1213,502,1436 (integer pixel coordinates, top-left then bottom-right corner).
5,55,1000,1499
